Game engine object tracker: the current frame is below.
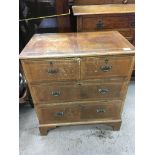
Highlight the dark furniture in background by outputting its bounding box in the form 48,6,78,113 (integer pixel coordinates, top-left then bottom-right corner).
72,4,135,45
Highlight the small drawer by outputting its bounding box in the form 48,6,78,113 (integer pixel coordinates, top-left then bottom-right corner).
31,81,125,103
37,104,80,124
81,56,133,80
80,101,121,120
22,59,80,83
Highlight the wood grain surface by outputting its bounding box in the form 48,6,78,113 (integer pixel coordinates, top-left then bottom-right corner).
72,4,135,15
19,31,134,59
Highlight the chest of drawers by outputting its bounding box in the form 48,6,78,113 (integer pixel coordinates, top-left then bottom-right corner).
20,31,135,135
72,4,135,45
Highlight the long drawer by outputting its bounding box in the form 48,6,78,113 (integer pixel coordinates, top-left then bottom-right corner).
22,58,80,83
81,56,133,80
81,14,134,31
37,101,121,124
31,81,126,103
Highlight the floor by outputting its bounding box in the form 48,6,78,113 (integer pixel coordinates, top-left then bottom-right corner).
19,82,135,155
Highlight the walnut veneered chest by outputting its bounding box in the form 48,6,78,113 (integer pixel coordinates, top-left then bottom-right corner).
19,31,135,135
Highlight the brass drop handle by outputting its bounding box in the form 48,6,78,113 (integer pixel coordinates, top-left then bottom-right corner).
96,20,104,30
98,88,109,94
100,65,112,72
55,111,64,116
47,68,58,74
52,91,61,97
122,0,128,4
96,108,106,113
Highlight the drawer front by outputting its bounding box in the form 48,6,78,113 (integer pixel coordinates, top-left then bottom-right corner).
38,105,80,124
80,101,121,120
81,14,134,31
31,81,125,103
31,82,79,103
22,59,80,83
81,56,133,80
79,81,125,101
37,101,121,124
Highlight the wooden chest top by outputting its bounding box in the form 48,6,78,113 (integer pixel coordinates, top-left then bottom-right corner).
72,4,135,16
19,31,134,59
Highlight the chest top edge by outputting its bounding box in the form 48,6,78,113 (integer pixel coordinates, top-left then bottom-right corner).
72,4,135,16
19,52,135,60
19,31,135,60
